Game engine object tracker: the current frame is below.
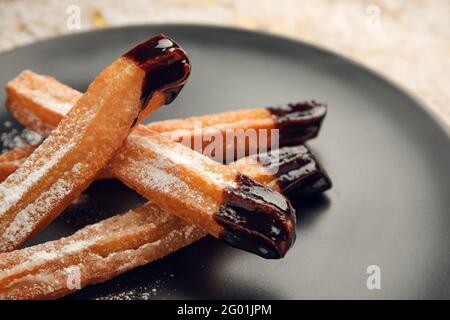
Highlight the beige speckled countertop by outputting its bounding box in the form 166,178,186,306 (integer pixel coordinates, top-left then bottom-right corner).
1,0,449,126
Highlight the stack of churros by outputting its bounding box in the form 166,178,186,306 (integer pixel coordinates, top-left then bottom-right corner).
0,34,332,299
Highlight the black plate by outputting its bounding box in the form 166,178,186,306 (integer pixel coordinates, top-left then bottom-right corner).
1,25,449,299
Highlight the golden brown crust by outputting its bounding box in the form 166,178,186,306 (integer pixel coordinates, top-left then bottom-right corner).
4,71,296,255
5,71,79,135
0,59,147,252
0,142,316,299
0,202,204,300
0,144,38,163
0,147,302,299
4,71,284,162
0,35,192,253
0,145,38,182
0,141,332,298
108,127,233,237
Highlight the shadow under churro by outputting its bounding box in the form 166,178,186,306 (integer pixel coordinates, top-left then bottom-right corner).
292,194,331,230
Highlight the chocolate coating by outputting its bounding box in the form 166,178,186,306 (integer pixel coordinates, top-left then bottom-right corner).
123,34,191,107
215,174,296,259
257,145,332,196
267,101,327,145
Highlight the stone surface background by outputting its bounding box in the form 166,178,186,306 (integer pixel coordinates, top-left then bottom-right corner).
1,0,449,126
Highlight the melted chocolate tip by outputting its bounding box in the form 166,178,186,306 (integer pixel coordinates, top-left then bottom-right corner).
267,101,327,145
123,34,191,108
215,174,296,259
257,145,332,196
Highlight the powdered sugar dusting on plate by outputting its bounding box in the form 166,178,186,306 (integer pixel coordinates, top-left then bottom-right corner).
1,126,42,153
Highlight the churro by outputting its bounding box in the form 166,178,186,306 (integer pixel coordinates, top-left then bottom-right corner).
0,144,332,197
109,126,296,258
0,202,204,300
5,76,303,259
0,34,191,252
0,145,329,299
6,71,326,162
3,123,295,260
229,145,332,196
0,144,37,182
1,125,296,257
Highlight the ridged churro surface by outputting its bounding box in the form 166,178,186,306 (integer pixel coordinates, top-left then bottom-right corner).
5,72,297,258
0,142,330,299
6,71,326,162
0,203,204,300
0,35,190,252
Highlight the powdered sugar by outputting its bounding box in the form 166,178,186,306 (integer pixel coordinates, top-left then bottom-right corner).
129,132,235,188
29,250,58,262
30,94,71,116
0,161,81,252
61,237,100,255
0,104,99,251
0,201,205,299
0,237,99,283
1,126,42,152
135,159,185,193
179,224,196,239
0,139,76,218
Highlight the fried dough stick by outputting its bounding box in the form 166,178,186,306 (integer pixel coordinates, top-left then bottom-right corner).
0,143,331,197
5,71,326,162
0,145,38,182
109,126,296,258
0,35,191,252
5,75,305,259
0,145,329,300
0,202,204,300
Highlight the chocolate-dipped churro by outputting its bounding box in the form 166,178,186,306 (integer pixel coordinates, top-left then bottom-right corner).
229,145,332,196
0,144,329,299
0,144,332,197
0,27,335,299
6,71,326,161
0,34,190,252
4,74,310,259
5,112,295,260
109,126,296,258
